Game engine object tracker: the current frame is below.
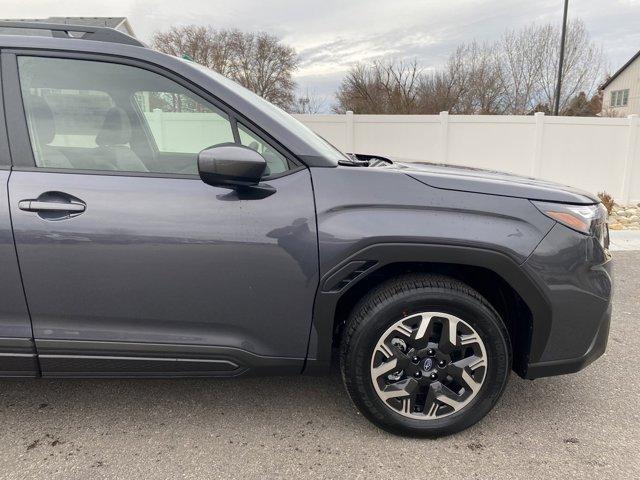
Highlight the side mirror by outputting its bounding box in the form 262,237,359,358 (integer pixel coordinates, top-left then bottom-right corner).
198,144,267,188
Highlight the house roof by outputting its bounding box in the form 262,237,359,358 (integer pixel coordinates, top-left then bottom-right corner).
601,48,640,90
0,17,135,36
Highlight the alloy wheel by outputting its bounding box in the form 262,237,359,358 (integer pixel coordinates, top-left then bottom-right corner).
370,312,488,420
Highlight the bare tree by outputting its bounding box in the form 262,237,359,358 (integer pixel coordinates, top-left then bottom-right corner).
336,47,505,115
152,26,235,76
334,59,422,114
430,42,505,114
497,20,605,114
497,24,547,114
416,73,458,114
417,48,469,114
333,18,605,116
535,20,605,113
460,43,505,114
334,64,379,113
337,45,504,115
152,26,298,110
227,31,297,109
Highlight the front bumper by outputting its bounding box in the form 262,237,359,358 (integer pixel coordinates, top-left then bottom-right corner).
524,301,611,378
521,223,613,379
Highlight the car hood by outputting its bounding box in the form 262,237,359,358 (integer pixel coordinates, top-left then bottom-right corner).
389,161,598,204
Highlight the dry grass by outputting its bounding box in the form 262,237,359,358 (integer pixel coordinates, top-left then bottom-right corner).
598,192,615,215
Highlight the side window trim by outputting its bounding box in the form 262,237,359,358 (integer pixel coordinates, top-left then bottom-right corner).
1,52,35,168
4,49,303,177
0,51,13,168
230,115,241,144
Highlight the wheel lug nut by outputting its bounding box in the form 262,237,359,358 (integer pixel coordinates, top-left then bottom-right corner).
438,360,446,367
413,371,422,378
427,349,435,356
430,372,437,380
391,338,407,352
411,356,420,363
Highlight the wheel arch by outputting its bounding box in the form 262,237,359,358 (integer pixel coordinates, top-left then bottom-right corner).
304,243,551,378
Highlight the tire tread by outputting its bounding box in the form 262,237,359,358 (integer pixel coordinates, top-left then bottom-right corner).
339,272,511,437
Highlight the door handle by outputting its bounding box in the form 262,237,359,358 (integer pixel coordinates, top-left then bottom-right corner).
18,200,85,213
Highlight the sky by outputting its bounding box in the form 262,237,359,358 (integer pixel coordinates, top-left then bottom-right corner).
3,0,640,110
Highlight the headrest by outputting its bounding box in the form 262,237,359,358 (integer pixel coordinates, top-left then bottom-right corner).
25,96,55,144
96,107,132,146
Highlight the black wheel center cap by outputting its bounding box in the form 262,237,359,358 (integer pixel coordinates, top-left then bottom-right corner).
422,357,434,372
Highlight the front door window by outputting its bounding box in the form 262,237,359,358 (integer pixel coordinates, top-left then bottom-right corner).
18,56,288,176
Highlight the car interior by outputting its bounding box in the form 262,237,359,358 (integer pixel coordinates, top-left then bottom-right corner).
18,56,289,177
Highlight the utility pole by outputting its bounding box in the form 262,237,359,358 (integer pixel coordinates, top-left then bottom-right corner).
553,0,569,116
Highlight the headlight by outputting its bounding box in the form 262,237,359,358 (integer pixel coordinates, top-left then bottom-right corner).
532,201,608,242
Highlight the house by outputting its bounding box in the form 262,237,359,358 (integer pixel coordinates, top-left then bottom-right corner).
0,17,136,38
600,49,640,116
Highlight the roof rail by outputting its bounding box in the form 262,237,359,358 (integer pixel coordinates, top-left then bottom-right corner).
0,21,146,47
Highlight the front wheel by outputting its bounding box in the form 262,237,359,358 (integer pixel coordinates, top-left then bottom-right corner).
340,274,511,437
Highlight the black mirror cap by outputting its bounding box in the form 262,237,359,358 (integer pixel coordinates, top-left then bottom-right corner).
198,143,267,188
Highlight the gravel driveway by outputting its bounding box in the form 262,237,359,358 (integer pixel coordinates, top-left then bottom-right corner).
1,251,638,480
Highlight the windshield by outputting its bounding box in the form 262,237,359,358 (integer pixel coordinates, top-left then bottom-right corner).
188,61,348,163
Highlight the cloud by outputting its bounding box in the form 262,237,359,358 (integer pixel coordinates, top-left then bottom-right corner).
2,0,639,110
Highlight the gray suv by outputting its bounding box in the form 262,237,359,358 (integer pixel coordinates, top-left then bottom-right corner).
0,22,612,437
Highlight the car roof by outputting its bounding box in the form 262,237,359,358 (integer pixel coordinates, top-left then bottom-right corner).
0,33,335,167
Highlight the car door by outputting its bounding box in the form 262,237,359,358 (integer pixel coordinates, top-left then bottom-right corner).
3,52,318,377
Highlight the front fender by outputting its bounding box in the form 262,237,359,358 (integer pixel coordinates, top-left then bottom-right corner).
304,167,556,375
303,242,552,374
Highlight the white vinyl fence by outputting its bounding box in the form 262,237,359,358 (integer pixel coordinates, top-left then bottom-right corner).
141,108,640,204
294,112,640,204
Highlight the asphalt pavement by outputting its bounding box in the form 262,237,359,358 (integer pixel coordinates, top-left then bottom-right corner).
0,251,638,480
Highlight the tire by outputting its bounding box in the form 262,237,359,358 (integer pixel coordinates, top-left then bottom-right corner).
340,273,511,437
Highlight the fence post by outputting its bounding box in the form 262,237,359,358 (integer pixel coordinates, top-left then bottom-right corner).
345,110,354,153
532,112,545,177
621,114,639,204
439,111,449,164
